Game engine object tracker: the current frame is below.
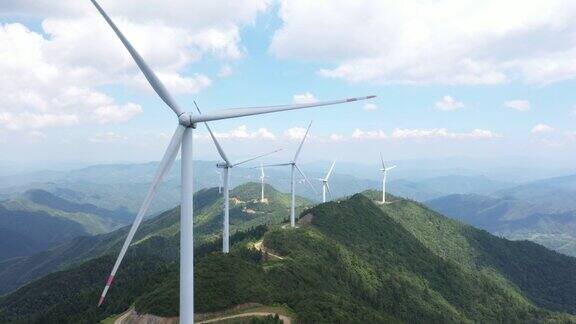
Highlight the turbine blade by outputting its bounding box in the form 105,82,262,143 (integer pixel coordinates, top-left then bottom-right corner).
97,125,185,307
251,162,292,168
194,101,231,166
325,160,337,180
232,149,283,167
293,121,312,163
190,95,376,123
326,183,333,199
386,165,397,171
295,164,317,194
380,152,385,170
90,0,184,117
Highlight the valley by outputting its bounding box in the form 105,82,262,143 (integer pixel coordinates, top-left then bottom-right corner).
3,186,576,323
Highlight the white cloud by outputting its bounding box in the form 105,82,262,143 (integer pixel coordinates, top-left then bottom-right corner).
531,123,554,133
329,133,344,141
271,0,576,85
292,92,317,104
391,128,499,140
435,95,465,111
213,125,276,140
93,103,143,124
505,100,531,112
0,112,79,130
0,1,270,133
363,103,378,111
351,129,387,140
285,127,308,140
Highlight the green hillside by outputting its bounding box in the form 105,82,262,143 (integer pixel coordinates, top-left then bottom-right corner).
2,191,576,323
426,193,576,256
0,189,134,262
0,183,307,296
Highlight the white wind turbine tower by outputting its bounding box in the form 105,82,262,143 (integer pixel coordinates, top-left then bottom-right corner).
263,122,317,227
216,170,223,193
318,160,336,203
195,102,281,253
379,153,396,204
90,0,375,322
259,163,267,202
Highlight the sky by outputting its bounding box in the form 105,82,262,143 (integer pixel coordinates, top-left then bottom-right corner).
1,0,576,169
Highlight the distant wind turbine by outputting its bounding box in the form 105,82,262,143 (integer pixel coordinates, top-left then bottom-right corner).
259,164,267,202
195,102,281,253
317,160,336,203
263,122,317,227
90,0,376,321
380,153,396,204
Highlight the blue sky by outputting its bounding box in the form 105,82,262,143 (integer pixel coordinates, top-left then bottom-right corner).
0,0,575,169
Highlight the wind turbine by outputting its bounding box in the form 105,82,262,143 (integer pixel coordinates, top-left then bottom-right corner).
195,103,280,253
259,163,267,202
379,153,396,204
317,160,336,203
216,170,223,193
263,122,317,227
90,0,375,322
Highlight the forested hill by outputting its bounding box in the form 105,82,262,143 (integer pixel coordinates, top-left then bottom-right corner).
2,192,576,323
0,183,308,296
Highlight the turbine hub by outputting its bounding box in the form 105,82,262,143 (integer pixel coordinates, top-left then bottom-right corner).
216,162,227,168
178,112,194,127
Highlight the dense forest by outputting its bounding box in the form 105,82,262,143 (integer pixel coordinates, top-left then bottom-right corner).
2,189,576,323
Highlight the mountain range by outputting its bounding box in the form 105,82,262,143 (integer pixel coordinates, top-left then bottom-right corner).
2,185,576,323
0,183,309,296
0,189,133,262
427,174,576,256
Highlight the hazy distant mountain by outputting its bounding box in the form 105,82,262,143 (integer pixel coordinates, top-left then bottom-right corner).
387,175,513,201
0,161,524,223
3,192,576,322
496,174,576,214
426,174,576,256
0,183,309,295
0,189,133,262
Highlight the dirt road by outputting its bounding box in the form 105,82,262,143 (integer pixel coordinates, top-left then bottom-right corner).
198,312,291,324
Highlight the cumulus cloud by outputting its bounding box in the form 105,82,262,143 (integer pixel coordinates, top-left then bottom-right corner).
351,129,387,140
531,123,554,133
435,96,464,111
329,133,344,141
363,103,378,111
271,0,576,85
213,125,276,140
284,127,308,140
0,1,270,132
505,100,531,112
292,92,317,104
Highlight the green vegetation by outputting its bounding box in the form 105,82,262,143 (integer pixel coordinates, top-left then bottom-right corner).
0,188,136,263
0,183,303,296
425,174,576,257
3,188,576,323
382,192,576,313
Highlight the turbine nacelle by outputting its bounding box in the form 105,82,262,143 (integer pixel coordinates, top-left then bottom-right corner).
178,112,194,127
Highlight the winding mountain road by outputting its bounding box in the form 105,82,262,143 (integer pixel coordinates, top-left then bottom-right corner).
198,312,291,324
